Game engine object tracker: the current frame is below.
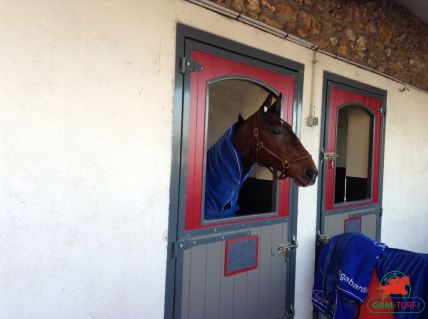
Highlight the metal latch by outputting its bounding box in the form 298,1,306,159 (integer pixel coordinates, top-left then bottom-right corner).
316,231,333,246
379,106,386,115
180,57,204,74
323,152,339,161
321,151,339,168
272,236,298,262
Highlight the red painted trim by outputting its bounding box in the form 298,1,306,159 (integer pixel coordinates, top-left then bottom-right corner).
325,87,382,211
185,50,296,231
224,235,259,277
344,216,362,233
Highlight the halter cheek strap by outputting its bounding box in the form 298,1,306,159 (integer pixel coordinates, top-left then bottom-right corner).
253,112,311,179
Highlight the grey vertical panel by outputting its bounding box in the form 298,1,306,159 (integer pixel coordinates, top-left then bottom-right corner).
244,227,261,319
279,222,289,316
188,245,207,319
324,213,346,235
232,272,248,319
270,223,284,318
182,225,292,319
362,214,377,239
219,240,234,319
258,225,273,318
205,241,222,319
181,249,192,319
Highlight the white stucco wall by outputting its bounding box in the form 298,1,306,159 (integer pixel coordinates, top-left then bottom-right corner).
0,1,427,319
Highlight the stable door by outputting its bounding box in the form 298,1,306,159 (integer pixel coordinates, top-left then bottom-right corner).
167,25,305,319
317,73,386,242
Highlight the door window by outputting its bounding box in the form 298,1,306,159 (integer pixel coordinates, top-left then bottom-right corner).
206,79,278,217
334,105,374,204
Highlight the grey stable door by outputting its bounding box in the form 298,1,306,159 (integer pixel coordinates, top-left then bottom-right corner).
317,73,386,242
168,29,305,319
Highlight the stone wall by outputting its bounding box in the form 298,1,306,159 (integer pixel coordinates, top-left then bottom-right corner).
209,0,428,91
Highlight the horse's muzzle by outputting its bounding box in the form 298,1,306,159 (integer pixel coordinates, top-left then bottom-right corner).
305,168,318,185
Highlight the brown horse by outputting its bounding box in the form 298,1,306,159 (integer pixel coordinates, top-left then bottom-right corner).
204,93,317,219
233,93,317,186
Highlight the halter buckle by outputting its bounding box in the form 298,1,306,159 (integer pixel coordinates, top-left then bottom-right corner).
253,128,259,137
282,160,290,170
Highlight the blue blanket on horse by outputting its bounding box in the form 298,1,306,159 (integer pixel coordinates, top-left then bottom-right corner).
313,232,388,318
204,124,254,219
376,248,428,318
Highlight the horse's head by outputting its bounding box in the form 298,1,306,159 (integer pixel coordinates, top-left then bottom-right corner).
235,93,317,187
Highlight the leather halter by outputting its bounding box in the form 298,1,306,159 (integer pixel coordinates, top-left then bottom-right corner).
253,111,312,179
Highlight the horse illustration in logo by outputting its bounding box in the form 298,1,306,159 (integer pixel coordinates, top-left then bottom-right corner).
379,274,410,299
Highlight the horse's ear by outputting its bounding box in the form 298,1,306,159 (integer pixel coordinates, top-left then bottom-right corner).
270,93,282,111
260,94,274,113
238,114,244,123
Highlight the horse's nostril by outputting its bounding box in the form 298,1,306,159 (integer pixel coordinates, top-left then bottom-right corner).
306,169,318,181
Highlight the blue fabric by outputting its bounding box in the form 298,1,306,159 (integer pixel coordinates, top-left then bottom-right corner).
204,124,254,219
376,248,428,319
313,232,388,318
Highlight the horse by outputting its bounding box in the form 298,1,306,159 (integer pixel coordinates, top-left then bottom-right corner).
205,93,318,219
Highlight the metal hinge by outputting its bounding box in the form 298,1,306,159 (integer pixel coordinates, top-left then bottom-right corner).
379,106,386,115
272,236,298,262
180,57,204,74
171,242,177,259
379,208,383,217
317,231,333,246
171,241,184,259
287,304,295,318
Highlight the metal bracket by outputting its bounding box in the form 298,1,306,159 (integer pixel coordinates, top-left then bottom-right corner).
322,151,339,161
317,231,333,246
171,241,183,259
272,236,298,262
379,106,386,115
180,57,204,74
171,231,251,258
287,304,295,318
321,150,339,168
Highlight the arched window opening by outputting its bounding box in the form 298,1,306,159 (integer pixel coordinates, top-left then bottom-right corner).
334,105,374,204
205,78,279,218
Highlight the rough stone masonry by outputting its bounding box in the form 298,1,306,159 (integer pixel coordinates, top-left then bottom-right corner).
210,0,428,91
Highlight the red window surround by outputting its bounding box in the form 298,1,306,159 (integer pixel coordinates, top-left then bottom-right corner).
184,50,298,231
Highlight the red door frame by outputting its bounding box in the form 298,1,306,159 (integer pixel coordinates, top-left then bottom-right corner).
324,86,383,211
184,49,298,231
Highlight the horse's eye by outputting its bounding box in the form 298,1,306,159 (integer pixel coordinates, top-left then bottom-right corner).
271,128,282,135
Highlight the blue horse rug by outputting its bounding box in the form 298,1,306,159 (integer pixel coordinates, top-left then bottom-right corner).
313,232,388,318
375,248,428,318
204,124,254,219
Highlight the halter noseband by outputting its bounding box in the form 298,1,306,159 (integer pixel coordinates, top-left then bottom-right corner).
253,111,311,179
